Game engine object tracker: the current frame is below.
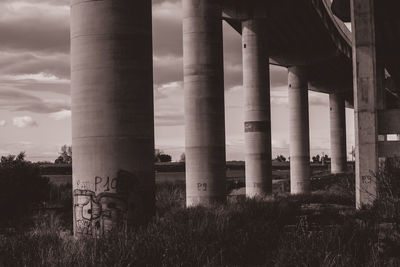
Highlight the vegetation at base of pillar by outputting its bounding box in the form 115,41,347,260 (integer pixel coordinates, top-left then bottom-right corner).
372,158,400,222
1,154,400,265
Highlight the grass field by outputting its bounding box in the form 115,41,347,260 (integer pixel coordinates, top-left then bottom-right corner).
44,161,334,186
2,169,400,266
7,161,397,266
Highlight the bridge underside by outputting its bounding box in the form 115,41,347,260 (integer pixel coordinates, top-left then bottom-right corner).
332,0,400,96
222,0,354,103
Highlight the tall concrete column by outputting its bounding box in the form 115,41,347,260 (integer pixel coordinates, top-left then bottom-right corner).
351,0,379,208
242,19,272,197
183,0,226,206
329,93,347,173
71,0,154,237
288,66,310,194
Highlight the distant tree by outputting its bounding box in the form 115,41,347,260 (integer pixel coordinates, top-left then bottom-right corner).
276,155,286,162
158,154,172,163
36,161,53,165
55,145,72,164
179,152,185,163
0,152,50,225
312,154,321,163
155,149,172,163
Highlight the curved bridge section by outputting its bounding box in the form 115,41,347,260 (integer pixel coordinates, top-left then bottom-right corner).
332,0,400,94
222,0,354,102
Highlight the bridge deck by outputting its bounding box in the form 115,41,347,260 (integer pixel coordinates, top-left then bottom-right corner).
222,0,353,103
222,0,400,106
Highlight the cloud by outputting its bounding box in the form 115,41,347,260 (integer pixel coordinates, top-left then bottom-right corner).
12,116,38,128
49,109,71,120
0,52,70,80
0,1,69,54
0,2,70,107
15,99,70,114
2,0,69,6
155,112,184,126
154,81,184,126
152,1,182,57
309,92,329,106
270,86,329,107
152,0,179,5
0,120,6,127
0,89,70,114
153,55,182,86
271,87,288,105
8,80,70,95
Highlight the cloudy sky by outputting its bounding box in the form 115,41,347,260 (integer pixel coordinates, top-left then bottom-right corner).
0,0,354,162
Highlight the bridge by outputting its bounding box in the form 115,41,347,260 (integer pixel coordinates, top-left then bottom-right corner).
70,0,400,236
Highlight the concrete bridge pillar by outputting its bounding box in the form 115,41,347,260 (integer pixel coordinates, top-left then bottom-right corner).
351,0,380,208
71,0,155,236
329,93,347,173
242,19,272,197
183,0,226,206
288,66,310,194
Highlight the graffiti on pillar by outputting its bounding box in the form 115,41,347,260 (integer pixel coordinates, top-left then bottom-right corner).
197,183,207,191
95,176,118,192
74,170,142,236
244,121,268,133
361,175,373,184
253,182,262,188
74,190,128,236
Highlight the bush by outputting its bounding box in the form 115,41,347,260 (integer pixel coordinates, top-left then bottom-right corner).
0,153,50,226
374,158,400,222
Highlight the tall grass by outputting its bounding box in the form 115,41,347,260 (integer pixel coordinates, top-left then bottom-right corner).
0,173,400,266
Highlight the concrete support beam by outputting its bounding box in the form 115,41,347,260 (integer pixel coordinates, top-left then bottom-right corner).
329,93,347,173
242,19,272,197
183,0,226,206
71,0,155,236
288,66,310,194
351,0,380,208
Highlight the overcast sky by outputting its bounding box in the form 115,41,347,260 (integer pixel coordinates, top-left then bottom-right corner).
0,0,354,162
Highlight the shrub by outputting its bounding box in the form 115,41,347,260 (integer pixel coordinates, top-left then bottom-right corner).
0,152,50,226
374,158,400,222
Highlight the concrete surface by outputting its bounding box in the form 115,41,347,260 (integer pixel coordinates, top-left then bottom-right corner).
329,93,347,173
288,66,311,194
351,0,379,208
71,0,155,236
183,0,226,207
242,19,272,197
